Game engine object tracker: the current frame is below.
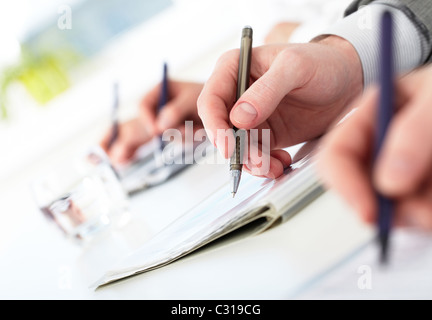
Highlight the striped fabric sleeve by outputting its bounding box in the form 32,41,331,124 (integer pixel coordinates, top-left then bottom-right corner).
321,3,424,88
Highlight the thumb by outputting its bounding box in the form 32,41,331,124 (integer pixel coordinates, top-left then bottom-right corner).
156,100,190,133
229,50,308,129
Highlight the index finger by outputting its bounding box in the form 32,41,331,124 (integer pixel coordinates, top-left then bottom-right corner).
99,127,112,153
197,49,239,157
318,87,379,223
139,82,163,135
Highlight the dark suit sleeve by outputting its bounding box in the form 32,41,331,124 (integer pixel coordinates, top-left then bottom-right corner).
344,0,375,16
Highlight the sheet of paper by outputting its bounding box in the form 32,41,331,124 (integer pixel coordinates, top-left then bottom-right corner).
117,139,213,194
295,228,432,299
93,143,320,287
95,173,271,285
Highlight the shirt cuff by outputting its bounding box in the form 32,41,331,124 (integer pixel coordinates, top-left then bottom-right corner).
320,3,424,88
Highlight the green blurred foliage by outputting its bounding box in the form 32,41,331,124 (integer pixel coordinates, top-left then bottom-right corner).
0,46,81,119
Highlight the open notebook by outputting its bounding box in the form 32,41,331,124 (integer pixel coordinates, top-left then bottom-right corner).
93,141,324,288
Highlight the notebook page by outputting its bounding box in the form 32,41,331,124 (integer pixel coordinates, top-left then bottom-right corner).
295,228,432,299
94,143,317,286
96,173,272,285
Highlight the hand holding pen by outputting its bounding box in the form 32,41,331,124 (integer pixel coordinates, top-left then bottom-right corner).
197,30,363,181
100,82,152,164
139,78,203,139
375,11,395,263
319,20,432,256
100,75,204,165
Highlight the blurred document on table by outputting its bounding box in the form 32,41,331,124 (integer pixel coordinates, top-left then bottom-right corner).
94,141,325,288
296,229,432,299
117,138,213,195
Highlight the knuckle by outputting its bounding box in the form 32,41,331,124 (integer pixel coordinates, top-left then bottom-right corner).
278,47,304,67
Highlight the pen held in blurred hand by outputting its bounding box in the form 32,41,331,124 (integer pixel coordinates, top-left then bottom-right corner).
230,26,253,198
376,11,395,265
158,62,169,151
107,81,120,150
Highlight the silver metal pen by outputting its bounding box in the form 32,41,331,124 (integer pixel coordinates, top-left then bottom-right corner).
230,26,253,198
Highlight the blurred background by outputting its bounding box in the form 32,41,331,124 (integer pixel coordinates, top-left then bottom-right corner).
0,0,285,183
0,0,351,261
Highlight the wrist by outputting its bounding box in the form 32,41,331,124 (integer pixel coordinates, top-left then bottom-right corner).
316,35,364,101
319,4,424,88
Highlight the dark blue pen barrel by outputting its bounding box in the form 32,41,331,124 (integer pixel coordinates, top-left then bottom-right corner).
107,81,120,149
158,62,169,150
376,11,395,262
159,62,169,113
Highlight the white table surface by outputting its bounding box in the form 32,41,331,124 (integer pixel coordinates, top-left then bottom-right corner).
0,148,374,299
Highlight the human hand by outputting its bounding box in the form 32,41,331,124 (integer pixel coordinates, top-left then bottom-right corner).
319,66,432,230
264,21,300,44
139,80,204,136
197,35,362,178
100,117,151,164
100,81,204,164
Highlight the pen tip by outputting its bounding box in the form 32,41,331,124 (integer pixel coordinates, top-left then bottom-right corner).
230,169,241,198
380,245,389,265
378,232,390,265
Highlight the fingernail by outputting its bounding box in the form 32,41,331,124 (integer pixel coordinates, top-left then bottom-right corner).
267,172,276,179
231,102,257,125
204,129,216,147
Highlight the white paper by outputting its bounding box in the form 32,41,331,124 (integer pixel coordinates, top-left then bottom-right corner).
92,143,323,288
295,229,432,299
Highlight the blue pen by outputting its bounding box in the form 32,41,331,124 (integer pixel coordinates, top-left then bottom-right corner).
158,62,169,150
107,81,120,149
376,11,395,264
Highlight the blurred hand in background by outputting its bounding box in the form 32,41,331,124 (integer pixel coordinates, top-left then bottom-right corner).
319,65,432,231
100,81,203,164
